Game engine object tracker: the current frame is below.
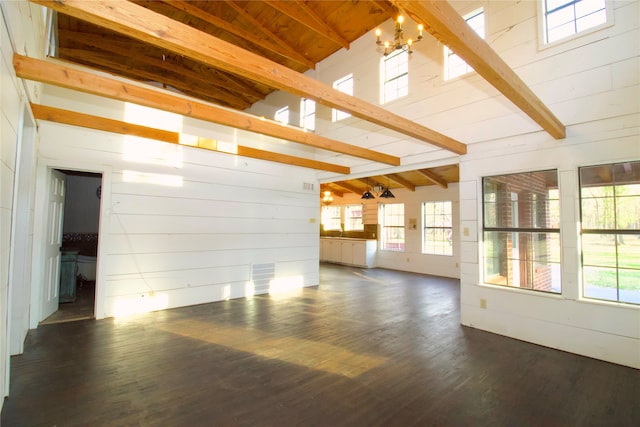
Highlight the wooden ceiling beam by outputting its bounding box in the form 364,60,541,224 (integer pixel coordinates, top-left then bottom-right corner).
373,1,398,17
58,29,266,102
393,0,565,139
266,1,350,50
31,0,466,155
417,168,448,189
15,54,400,166
333,181,364,194
57,47,251,109
292,0,350,49
158,0,315,70
31,103,350,174
386,173,416,192
224,1,302,59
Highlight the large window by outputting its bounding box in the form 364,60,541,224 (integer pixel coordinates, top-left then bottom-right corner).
579,161,640,305
444,8,484,81
541,0,609,45
322,206,341,231
332,74,353,122
381,203,405,251
483,170,561,293
344,205,364,231
300,98,316,131
423,201,453,256
381,49,408,104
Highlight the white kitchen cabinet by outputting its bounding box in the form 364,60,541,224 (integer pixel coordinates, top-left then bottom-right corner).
319,238,377,268
352,241,367,266
341,242,353,265
320,239,330,261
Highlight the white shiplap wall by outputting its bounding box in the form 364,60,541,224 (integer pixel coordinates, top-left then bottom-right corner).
36,88,322,318
457,0,640,369
0,0,45,404
249,0,640,368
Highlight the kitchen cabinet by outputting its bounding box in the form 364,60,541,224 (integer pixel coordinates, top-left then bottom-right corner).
320,238,377,268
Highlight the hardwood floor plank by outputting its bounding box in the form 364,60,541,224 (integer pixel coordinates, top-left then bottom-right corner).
2,264,639,426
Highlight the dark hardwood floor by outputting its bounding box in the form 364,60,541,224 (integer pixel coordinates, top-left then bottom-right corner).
2,264,639,426
40,280,95,325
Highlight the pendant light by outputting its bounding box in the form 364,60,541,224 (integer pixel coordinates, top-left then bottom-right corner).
379,177,395,198
361,189,375,199
361,179,375,199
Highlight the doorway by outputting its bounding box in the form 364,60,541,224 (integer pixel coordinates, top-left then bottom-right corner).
40,170,102,324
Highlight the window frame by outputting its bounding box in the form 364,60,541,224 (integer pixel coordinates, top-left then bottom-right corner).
332,74,353,122
300,98,316,131
422,201,453,256
380,49,409,104
380,203,405,252
321,205,342,231
344,204,364,231
537,0,613,49
482,169,562,294
579,160,640,305
444,7,485,81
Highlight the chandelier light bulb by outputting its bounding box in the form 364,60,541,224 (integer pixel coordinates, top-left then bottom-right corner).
375,15,424,56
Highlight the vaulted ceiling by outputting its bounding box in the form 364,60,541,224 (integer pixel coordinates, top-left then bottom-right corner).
54,0,395,110
24,0,565,199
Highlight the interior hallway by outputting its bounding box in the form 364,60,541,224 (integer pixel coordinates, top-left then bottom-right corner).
2,264,638,426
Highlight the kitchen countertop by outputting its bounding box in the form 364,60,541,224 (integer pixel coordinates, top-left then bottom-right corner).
320,237,377,241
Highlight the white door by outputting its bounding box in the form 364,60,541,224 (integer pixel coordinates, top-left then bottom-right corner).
42,169,66,320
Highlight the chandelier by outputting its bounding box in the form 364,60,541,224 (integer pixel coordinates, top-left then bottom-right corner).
375,15,424,56
322,191,333,206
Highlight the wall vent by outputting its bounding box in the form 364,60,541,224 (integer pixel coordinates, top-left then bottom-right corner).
251,263,275,294
303,182,314,191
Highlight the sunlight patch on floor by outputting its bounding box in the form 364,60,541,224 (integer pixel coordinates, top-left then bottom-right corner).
154,319,387,378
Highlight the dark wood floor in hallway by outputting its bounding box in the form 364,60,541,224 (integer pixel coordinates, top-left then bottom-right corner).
2,264,639,426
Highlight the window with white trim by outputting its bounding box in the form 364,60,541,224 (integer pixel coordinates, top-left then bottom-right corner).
300,98,316,131
344,205,364,231
332,74,353,122
381,203,405,252
444,8,484,81
381,49,408,104
579,161,640,305
423,201,453,256
275,106,289,124
541,0,609,45
322,206,341,231
483,170,561,293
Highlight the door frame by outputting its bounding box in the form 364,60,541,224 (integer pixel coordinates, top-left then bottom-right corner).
30,160,112,327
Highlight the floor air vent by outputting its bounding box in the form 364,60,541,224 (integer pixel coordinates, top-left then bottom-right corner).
252,263,275,294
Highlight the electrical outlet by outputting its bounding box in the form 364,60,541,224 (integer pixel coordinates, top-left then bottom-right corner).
480,298,487,309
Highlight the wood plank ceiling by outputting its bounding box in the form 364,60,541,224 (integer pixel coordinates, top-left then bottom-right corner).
29,0,564,199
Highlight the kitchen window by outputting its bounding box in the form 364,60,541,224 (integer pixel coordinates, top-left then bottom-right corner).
381,203,405,251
